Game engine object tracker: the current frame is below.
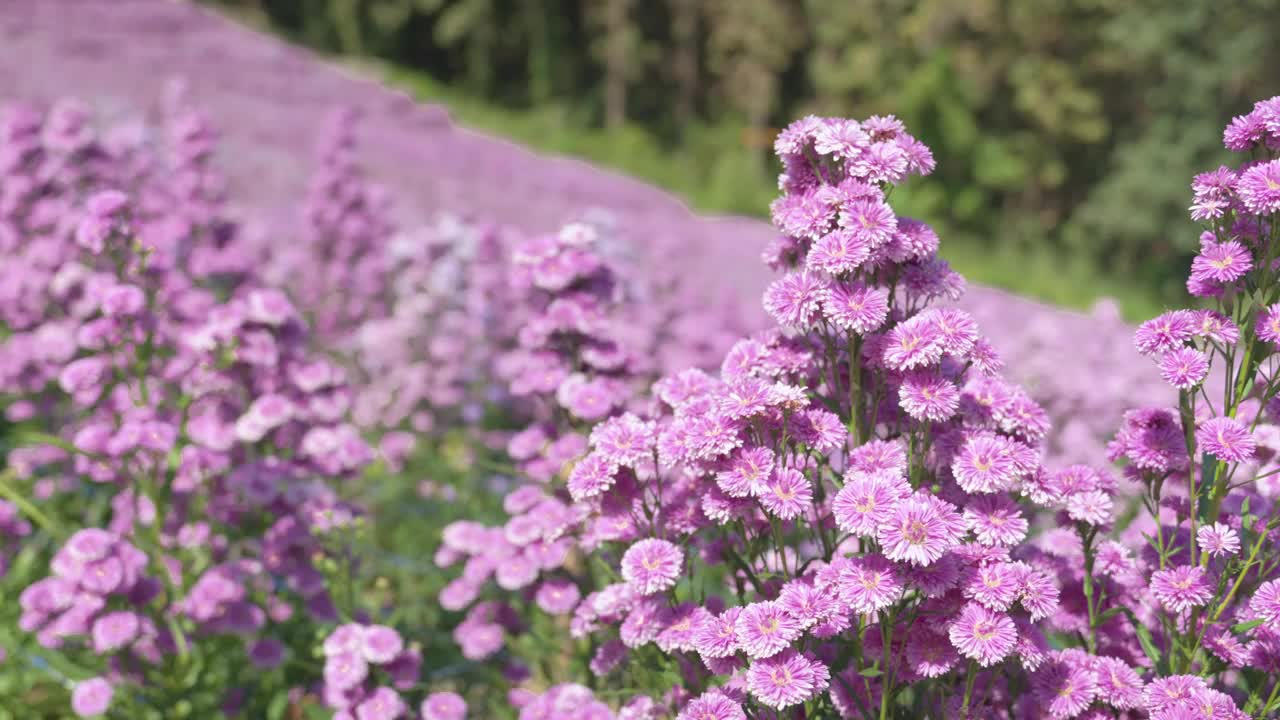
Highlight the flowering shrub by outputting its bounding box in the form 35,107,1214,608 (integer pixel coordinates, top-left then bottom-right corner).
4,62,1280,720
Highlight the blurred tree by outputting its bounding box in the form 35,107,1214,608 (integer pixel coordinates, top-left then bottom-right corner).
587,0,642,128
704,0,804,159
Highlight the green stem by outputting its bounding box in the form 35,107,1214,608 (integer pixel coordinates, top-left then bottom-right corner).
0,469,61,538
960,660,978,719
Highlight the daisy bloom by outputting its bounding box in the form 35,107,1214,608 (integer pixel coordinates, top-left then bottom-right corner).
1238,159,1280,215
1158,348,1209,389
898,372,960,422
948,602,1017,667
876,492,964,566
677,692,746,720
952,433,1023,494
1250,579,1280,624
421,692,467,720
759,467,812,520
694,607,741,659
1258,304,1280,344
963,494,1028,547
1149,565,1213,614
1196,416,1256,463
832,472,902,537
746,650,830,710
734,600,804,659
831,554,902,613
620,539,684,595
1065,489,1113,526
822,281,889,334
763,272,828,329
1196,522,1240,557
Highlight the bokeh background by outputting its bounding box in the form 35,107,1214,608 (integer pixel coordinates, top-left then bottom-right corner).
208,0,1280,318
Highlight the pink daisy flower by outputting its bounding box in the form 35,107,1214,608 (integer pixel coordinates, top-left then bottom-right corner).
763,272,828,329
715,446,775,498
813,118,870,160
1031,653,1098,719
1065,489,1113,526
963,562,1021,611
851,141,909,184
1196,416,1257,463
1238,159,1280,215
1258,304,1280,344
832,472,903,537
807,229,871,275
831,554,902,614
963,495,1028,547
1143,675,1208,713
848,439,909,475
1134,310,1198,356
1093,656,1144,710
837,198,898,247
1014,565,1061,622
876,492,964,566
1158,348,1209,389
1193,309,1240,345
759,467,812,520
898,372,960,422
620,539,684,596
882,316,944,371
905,630,959,678
822,281,889,334
952,433,1023,494
1196,522,1240,557
718,378,775,421
1149,565,1213,614
1249,579,1280,624
1191,240,1253,284
567,453,619,503
693,607,741,659
734,600,804,659
677,692,746,720
746,650,830,709
948,602,1017,667
777,580,836,629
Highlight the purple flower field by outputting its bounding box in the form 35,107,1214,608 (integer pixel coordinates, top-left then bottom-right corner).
3,2,1278,719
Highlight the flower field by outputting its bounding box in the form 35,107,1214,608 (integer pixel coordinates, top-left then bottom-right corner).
2,2,1280,719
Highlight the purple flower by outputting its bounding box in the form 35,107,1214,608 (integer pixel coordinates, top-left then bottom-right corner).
535,578,581,615
882,315,943,370
360,625,404,665
324,651,370,691
620,539,683,595
248,638,286,669
90,610,140,653
677,692,746,720
898,372,960,422
833,471,903,538
948,602,1017,666
952,433,1023,494
1065,489,1113,526
1157,348,1209,389
355,687,407,720
1150,565,1213,613
1250,579,1280,623
693,607,741,659
734,600,803,659
763,272,827,329
758,467,812,520
1259,304,1280,344
1238,159,1280,215
963,494,1028,547
421,692,467,720
746,649,829,709
1196,416,1256,463
822,281,889,333
1134,311,1197,356
807,229,870,275
876,492,963,566
1191,240,1253,284
71,677,114,717
1196,522,1240,557
830,554,902,613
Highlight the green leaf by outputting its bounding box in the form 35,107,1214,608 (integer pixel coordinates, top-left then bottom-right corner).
1122,608,1163,671
1232,618,1265,635
1098,607,1124,624
859,666,883,678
